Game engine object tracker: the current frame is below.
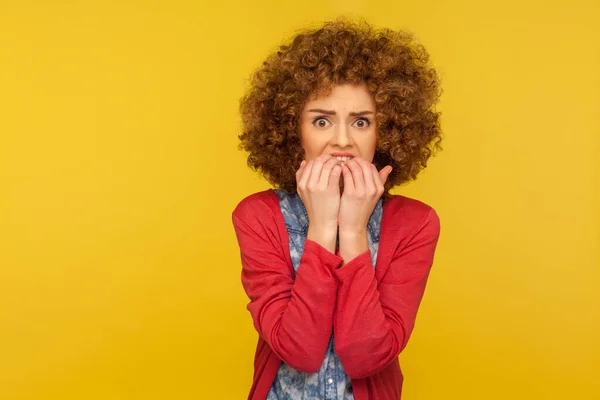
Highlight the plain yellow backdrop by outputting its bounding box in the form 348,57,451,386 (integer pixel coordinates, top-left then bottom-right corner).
1,0,598,399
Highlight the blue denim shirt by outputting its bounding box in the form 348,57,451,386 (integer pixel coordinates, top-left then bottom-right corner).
267,190,383,400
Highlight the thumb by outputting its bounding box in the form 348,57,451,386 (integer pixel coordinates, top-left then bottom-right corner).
379,166,393,185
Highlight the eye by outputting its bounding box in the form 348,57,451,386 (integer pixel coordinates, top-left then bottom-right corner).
352,118,371,129
312,117,331,129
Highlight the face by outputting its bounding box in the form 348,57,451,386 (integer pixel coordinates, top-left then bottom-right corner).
299,83,376,163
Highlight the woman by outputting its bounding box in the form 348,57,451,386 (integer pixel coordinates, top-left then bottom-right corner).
232,19,442,400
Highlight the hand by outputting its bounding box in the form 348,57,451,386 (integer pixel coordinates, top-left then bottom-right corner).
338,157,392,262
296,154,343,253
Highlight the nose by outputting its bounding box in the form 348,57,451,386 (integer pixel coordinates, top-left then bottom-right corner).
332,124,351,148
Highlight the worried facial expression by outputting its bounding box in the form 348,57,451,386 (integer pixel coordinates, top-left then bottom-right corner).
299,83,377,164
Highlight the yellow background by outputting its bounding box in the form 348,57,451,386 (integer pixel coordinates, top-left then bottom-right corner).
1,1,598,399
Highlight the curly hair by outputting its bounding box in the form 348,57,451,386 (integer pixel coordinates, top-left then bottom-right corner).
239,18,442,195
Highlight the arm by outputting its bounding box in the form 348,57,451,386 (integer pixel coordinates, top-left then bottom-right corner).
232,208,343,373
333,208,440,378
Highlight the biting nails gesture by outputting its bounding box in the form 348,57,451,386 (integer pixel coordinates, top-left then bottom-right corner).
338,157,392,262
296,155,343,253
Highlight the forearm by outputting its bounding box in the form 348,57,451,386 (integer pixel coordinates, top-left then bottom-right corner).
234,213,342,373
266,240,341,372
333,208,441,378
333,253,404,378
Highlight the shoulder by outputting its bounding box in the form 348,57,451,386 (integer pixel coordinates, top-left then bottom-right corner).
231,189,288,253
232,189,280,225
383,194,440,233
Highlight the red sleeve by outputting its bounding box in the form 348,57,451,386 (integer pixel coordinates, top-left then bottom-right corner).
333,207,440,378
232,203,343,373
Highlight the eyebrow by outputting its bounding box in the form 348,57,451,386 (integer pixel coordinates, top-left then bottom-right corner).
307,108,374,117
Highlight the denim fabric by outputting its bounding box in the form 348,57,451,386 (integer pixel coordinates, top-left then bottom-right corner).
266,190,383,400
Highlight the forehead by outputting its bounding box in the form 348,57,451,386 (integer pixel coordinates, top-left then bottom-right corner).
304,83,375,110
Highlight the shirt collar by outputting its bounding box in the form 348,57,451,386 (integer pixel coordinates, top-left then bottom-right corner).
276,190,383,241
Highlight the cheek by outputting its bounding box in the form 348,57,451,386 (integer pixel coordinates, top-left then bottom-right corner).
358,130,377,161
300,126,327,160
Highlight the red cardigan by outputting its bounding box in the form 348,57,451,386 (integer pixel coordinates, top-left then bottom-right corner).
232,189,440,400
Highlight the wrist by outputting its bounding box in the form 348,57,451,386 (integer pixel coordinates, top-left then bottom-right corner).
338,229,368,264
338,226,367,238
307,223,338,254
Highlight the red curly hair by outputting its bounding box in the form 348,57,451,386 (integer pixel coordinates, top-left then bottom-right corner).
239,18,442,194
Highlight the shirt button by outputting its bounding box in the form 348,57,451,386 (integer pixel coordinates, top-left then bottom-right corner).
327,378,334,384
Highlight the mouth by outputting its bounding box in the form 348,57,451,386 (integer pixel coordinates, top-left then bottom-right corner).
330,154,355,162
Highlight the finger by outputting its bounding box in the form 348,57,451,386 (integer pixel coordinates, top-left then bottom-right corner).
307,155,331,189
328,164,342,190
295,160,307,180
370,164,385,195
354,158,377,196
297,160,314,189
378,165,393,186
318,157,339,188
341,163,354,193
345,159,365,194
